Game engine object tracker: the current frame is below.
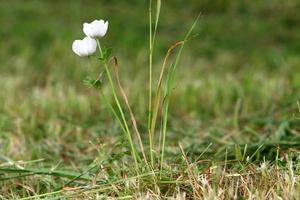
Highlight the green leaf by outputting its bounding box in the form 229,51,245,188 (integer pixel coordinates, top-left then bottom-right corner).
99,45,113,61
83,77,102,89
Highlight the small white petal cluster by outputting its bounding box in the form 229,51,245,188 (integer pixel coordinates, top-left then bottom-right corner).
83,20,109,38
72,37,97,57
72,19,109,57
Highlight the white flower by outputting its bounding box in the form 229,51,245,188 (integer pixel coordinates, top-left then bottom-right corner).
72,37,97,57
83,20,108,38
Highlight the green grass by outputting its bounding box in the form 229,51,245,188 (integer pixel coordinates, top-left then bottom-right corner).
0,0,300,199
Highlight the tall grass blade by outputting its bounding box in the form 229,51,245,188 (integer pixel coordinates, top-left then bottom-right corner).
148,0,162,167
159,14,201,176
148,0,154,166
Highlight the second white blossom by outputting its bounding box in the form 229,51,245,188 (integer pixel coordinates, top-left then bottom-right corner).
72,37,97,57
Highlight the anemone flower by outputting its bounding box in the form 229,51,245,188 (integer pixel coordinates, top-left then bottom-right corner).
72,37,97,57
83,19,109,38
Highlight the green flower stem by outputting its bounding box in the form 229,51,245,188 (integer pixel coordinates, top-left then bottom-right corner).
99,90,127,140
96,39,139,172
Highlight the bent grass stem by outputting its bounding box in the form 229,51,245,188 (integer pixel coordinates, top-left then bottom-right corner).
111,57,149,166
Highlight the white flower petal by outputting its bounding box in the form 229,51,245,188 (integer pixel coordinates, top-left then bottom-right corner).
72,40,84,56
101,21,108,37
82,37,97,55
83,23,92,38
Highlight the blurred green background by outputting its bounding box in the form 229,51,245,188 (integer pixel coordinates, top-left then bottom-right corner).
0,0,299,164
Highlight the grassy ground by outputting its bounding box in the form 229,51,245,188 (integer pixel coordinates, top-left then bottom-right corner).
0,0,300,199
